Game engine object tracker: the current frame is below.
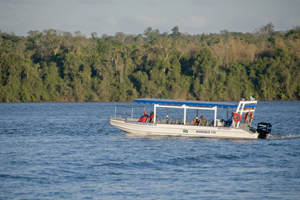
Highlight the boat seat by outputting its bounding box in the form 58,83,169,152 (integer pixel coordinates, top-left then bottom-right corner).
180,119,189,125
161,118,167,124
185,119,189,125
168,117,173,124
174,119,179,124
211,119,222,127
219,120,223,127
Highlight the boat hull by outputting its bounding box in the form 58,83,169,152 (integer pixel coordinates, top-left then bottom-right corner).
109,118,259,139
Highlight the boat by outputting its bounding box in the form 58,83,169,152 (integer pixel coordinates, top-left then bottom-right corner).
109,98,272,139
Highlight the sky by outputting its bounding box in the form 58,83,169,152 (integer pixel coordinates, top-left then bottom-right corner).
1,0,300,37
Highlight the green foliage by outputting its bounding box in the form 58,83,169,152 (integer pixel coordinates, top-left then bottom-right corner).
0,25,300,102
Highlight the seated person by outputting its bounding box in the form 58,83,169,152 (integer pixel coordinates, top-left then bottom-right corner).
138,111,149,122
193,117,200,125
243,112,253,123
200,115,207,125
149,111,154,122
225,112,235,126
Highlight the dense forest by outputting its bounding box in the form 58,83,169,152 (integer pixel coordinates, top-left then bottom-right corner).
1,23,300,102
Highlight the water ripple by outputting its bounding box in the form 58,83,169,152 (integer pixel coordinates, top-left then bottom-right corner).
0,102,300,199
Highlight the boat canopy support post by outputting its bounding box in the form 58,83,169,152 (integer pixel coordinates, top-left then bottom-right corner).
154,104,157,123
167,108,169,120
183,105,187,125
227,108,228,120
115,106,117,118
214,107,217,127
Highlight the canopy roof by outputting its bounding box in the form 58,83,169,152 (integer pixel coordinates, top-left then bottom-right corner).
133,98,256,109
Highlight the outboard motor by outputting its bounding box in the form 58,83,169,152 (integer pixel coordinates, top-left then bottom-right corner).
257,122,272,139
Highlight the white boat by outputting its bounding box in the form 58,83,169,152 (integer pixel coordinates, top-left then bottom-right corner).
109,98,272,139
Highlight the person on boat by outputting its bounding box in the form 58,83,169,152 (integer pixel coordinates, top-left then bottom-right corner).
200,115,207,125
243,112,253,123
149,111,154,122
138,111,149,122
193,117,200,125
225,112,235,126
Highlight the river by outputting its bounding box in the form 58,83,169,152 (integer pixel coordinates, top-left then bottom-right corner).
0,101,299,199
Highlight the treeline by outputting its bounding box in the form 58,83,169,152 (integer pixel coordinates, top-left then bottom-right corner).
1,23,300,102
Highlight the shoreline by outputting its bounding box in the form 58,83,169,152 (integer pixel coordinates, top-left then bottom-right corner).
1,99,299,103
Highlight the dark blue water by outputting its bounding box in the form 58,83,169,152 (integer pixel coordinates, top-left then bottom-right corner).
1,101,300,199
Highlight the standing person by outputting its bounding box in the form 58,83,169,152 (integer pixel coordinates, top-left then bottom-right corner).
138,111,149,122
244,112,253,123
225,112,235,126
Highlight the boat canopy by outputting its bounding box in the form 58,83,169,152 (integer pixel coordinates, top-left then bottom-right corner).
133,98,256,109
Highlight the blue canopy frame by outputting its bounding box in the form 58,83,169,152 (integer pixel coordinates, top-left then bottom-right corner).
133,98,256,109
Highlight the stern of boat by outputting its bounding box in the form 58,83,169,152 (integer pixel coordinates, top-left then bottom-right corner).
257,122,272,139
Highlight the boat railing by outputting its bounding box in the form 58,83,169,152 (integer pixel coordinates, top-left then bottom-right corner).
114,106,145,119
153,104,218,126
